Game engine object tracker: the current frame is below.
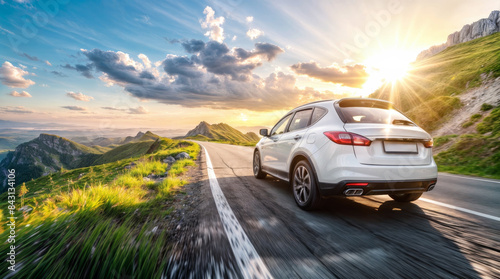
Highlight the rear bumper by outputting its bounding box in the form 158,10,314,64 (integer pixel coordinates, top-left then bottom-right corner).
318,178,437,197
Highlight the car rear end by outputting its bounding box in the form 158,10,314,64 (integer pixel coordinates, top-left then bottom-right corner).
310,98,438,198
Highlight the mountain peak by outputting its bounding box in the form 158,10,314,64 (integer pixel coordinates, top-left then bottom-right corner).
135,131,145,138
184,121,260,144
198,121,210,127
186,121,213,138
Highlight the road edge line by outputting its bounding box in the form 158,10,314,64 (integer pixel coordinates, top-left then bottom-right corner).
201,144,273,279
438,172,500,184
420,198,500,222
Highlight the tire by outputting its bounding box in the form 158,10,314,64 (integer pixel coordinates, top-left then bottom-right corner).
292,160,322,210
253,150,267,179
389,192,422,202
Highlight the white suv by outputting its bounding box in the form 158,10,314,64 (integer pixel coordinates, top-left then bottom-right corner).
253,98,438,210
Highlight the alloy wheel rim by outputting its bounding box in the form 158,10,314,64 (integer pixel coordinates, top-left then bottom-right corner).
253,153,260,175
294,165,311,204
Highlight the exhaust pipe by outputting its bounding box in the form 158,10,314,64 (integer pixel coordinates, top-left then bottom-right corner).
427,183,436,192
344,188,364,196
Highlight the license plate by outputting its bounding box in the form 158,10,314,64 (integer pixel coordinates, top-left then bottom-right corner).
383,141,418,154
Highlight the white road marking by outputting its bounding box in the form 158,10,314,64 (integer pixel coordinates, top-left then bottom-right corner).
438,172,500,184
202,145,273,279
420,198,500,222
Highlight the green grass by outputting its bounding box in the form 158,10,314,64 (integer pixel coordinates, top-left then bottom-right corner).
0,138,200,278
129,158,167,177
434,134,500,178
476,106,500,134
462,113,483,128
434,107,500,178
433,134,459,148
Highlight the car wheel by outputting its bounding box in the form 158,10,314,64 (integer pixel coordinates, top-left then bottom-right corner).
292,160,321,210
389,193,422,202
253,150,267,179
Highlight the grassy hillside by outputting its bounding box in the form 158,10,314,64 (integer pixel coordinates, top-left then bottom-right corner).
372,32,500,132
92,140,156,165
434,106,500,178
185,121,259,146
0,138,200,278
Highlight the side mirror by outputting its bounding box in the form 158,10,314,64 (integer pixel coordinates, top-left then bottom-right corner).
259,129,269,137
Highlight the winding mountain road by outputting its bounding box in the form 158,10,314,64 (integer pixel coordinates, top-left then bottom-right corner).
170,141,500,278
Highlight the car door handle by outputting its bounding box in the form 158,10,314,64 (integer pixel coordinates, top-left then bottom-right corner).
294,135,302,141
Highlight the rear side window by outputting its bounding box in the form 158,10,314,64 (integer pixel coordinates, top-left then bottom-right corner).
310,107,327,124
288,109,313,132
337,99,414,125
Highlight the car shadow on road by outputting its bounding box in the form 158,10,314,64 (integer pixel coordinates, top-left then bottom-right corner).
243,176,483,278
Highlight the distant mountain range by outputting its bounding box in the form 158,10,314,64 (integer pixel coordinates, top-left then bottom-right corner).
417,10,500,60
74,131,160,147
0,119,187,152
0,131,160,191
184,121,260,144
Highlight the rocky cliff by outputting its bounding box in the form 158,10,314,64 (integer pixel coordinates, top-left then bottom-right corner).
417,10,500,60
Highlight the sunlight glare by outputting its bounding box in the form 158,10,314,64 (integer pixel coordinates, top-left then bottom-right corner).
362,50,415,95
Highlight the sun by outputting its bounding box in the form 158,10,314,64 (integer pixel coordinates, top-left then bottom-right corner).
360,50,415,95
369,51,413,80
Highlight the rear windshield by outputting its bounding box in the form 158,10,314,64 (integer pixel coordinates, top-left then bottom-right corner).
337,99,414,125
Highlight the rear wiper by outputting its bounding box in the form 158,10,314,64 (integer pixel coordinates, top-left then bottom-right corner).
392,119,415,126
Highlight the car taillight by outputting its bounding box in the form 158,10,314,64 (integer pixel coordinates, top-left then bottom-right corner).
423,139,433,148
323,131,372,146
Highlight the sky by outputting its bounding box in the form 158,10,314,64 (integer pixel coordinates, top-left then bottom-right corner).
0,0,499,132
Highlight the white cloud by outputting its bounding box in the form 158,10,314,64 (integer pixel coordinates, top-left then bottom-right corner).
138,53,151,68
9,90,32,97
200,6,225,42
246,28,263,40
0,61,35,88
232,35,237,41
45,60,52,66
246,16,254,23
128,106,148,114
66,91,94,101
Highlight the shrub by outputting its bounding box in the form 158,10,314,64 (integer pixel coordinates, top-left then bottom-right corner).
480,103,494,111
476,107,500,135
470,113,482,121
462,121,473,128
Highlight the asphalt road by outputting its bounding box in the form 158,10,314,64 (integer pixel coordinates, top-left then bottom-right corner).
185,141,500,278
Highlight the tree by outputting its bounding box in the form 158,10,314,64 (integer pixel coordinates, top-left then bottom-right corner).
19,182,29,207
